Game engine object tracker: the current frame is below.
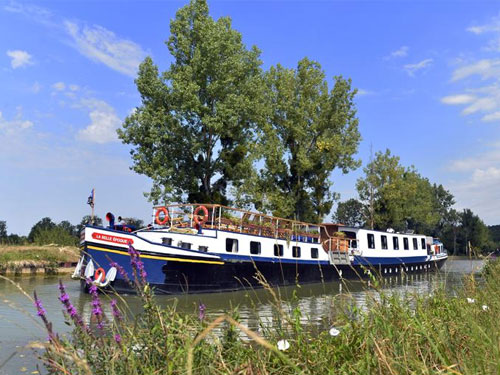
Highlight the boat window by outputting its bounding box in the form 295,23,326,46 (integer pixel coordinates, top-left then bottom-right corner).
403,237,409,250
311,248,319,259
292,246,301,258
413,238,418,250
393,237,399,250
250,241,261,255
274,244,284,257
351,240,357,248
180,242,191,250
421,238,426,250
199,245,208,252
162,237,172,245
381,235,388,250
226,238,238,253
367,233,375,249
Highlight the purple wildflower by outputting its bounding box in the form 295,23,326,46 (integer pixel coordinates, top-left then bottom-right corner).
68,305,78,318
59,293,70,303
88,280,105,330
89,284,98,295
128,242,147,284
34,296,46,317
114,334,122,344
33,291,54,341
198,302,206,321
58,280,88,331
110,299,122,321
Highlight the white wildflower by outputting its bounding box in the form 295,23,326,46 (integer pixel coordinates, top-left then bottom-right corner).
277,339,290,351
329,327,340,337
482,305,489,311
131,344,146,353
466,298,475,304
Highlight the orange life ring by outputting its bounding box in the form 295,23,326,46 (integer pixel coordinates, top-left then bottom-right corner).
94,267,106,283
193,205,209,225
155,207,169,225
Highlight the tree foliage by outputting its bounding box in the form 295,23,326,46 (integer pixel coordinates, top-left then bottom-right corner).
488,225,500,249
332,199,365,227
28,217,78,246
356,149,441,232
237,58,360,222
118,0,265,205
76,215,103,234
123,217,145,229
0,220,7,243
28,217,56,242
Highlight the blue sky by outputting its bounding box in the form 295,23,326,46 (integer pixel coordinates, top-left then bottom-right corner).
1,0,500,235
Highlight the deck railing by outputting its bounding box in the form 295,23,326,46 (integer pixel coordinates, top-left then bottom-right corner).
321,237,357,253
153,204,321,242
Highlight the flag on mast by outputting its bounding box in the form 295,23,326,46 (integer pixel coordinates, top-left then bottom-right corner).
87,189,95,208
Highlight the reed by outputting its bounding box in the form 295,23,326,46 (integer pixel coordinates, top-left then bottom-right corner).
33,252,500,375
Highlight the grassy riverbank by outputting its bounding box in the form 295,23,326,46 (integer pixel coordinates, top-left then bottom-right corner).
0,245,79,274
34,257,499,375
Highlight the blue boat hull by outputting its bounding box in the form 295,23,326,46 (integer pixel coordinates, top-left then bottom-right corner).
80,242,447,294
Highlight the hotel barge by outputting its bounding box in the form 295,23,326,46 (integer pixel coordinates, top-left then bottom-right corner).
75,204,448,294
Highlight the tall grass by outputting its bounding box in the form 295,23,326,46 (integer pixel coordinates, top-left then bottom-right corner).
0,245,79,273
34,250,500,374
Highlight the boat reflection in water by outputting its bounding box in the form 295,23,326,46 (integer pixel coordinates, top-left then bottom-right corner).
75,260,477,338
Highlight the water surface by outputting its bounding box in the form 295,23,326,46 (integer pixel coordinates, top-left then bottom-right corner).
0,259,484,374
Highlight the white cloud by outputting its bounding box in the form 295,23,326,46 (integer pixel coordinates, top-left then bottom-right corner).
466,15,500,52
64,21,146,77
5,2,146,77
357,89,375,97
3,2,55,27
77,99,120,143
0,107,33,134
52,81,66,91
441,94,476,105
450,147,500,172
403,58,433,77
482,111,500,122
30,82,42,93
448,143,500,224
442,20,500,124
451,166,500,224
451,59,500,81
6,50,33,68
462,97,496,115
388,46,409,58
442,15,500,223
442,73,500,123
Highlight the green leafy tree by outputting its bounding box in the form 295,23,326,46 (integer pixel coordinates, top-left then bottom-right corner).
459,209,490,254
0,220,7,244
118,0,265,205
76,215,103,234
28,217,56,242
238,58,360,222
33,227,77,246
28,218,78,246
440,208,460,255
58,220,76,237
488,225,500,250
356,149,439,231
332,199,365,227
123,217,144,229
6,234,26,245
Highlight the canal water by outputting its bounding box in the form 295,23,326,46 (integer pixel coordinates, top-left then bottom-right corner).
0,259,484,374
